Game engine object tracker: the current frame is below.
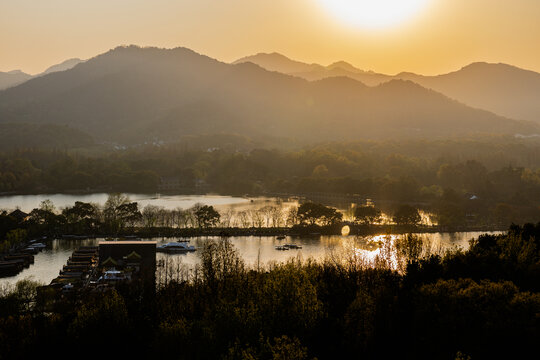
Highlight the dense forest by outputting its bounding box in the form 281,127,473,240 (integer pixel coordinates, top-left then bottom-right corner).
0,223,538,359
2,137,540,226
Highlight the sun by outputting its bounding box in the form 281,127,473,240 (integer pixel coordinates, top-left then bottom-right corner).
317,0,431,29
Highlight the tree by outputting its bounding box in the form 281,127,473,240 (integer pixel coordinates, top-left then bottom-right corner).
298,202,343,226
62,201,100,232
491,203,517,226
142,205,162,228
104,193,129,221
117,202,142,228
64,201,97,221
393,205,421,225
192,204,220,228
39,199,55,213
103,194,141,232
354,206,382,225
238,210,251,228
286,206,299,227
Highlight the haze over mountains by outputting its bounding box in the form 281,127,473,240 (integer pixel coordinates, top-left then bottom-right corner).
0,58,83,90
0,46,538,147
234,53,392,86
235,53,540,123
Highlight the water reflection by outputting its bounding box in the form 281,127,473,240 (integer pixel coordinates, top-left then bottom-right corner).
0,193,262,212
0,231,503,287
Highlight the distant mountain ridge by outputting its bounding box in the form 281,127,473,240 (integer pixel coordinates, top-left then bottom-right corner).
0,70,33,91
234,53,391,85
40,58,83,76
0,45,536,146
0,58,84,90
396,62,540,123
234,53,540,123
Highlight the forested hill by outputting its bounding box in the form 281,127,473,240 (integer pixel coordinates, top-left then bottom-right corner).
0,123,94,150
0,45,536,145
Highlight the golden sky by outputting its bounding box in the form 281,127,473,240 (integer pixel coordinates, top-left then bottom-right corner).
1,0,540,75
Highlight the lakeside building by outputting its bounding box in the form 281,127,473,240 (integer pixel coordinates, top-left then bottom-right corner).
98,240,157,286
8,209,29,223
39,241,156,306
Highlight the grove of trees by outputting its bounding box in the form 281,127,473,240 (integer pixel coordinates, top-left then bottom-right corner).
0,223,538,359
2,137,540,227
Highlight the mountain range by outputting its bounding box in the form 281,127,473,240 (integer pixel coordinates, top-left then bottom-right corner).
0,46,538,147
0,58,83,90
235,53,540,123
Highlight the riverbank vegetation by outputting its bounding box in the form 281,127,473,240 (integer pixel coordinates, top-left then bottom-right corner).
2,137,540,227
0,223,538,359
0,195,503,254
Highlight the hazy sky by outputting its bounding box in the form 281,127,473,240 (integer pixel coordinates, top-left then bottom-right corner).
1,0,540,75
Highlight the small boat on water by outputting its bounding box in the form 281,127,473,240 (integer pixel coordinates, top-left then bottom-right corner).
29,243,46,249
275,244,302,251
157,242,196,253
276,235,286,240
285,244,302,249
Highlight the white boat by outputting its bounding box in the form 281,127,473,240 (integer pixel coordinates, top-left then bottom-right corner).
157,242,196,253
29,243,46,249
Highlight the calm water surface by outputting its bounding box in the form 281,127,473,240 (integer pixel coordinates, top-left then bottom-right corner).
0,232,503,287
0,193,278,212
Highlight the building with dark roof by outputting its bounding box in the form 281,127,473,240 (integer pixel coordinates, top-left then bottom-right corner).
98,241,156,284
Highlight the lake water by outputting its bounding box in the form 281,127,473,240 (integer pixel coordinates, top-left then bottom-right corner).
0,231,503,287
0,193,437,226
0,193,504,286
0,193,263,212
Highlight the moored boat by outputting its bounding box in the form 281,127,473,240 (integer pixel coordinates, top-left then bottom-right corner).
275,244,302,251
157,242,196,253
285,244,302,249
29,243,46,249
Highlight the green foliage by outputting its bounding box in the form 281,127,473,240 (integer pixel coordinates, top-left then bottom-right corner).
0,224,539,359
0,279,41,316
226,335,309,360
0,228,27,252
394,234,425,272
68,290,130,345
200,239,245,288
4,137,540,226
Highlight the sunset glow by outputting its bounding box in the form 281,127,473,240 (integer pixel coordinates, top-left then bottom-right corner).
317,0,431,29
